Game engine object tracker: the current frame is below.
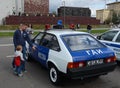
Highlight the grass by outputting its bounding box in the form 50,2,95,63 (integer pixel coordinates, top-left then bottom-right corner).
80,29,108,34
0,32,14,37
0,31,39,37
0,24,110,30
0,29,108,37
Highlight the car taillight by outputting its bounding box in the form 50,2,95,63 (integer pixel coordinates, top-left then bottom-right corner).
104,56,116,63
67,61,86,69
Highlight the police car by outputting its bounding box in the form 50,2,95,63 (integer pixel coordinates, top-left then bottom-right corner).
28,29,116,85
97,28,120,62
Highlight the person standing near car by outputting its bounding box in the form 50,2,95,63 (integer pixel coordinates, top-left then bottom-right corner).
26,24,34,40
13,23,35,72
87,24,92,33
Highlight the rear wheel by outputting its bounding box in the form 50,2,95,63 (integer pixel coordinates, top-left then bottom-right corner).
49,66,62,85
26,52,32,62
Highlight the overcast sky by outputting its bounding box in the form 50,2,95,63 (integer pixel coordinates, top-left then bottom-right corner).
49,0,119,17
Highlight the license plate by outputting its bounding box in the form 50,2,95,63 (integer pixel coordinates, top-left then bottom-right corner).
87,59,103,66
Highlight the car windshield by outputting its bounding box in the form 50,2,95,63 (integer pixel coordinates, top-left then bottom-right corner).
62,34,105,51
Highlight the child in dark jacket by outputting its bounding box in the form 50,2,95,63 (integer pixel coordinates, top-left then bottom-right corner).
14,45,24,77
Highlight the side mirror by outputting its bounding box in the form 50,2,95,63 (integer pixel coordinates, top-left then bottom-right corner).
31,39,35,43
56,47,61,52
97,36,101,40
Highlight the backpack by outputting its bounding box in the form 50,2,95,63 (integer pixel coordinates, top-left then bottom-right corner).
14,56,21,66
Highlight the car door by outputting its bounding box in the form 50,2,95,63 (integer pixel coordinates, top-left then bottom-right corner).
37,33,59,67
97,30,119,48
31,32,45,61
113,32,120,60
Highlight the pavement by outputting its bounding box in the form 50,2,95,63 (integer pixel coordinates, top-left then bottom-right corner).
0,37,120,88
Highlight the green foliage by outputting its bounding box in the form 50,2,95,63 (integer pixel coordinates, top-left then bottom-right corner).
80,29,108,34
0,31,39,37
0,25,44,30
112,11,118,24
105,11,120,25
0,24,110,30
117,12,120,23
0,29,108,37
104,18,111,24
0,25,18,30
0,32,14,37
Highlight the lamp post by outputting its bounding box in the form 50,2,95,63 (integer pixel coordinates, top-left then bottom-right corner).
104,0,107,9
63,0,65,27
15,0,18,15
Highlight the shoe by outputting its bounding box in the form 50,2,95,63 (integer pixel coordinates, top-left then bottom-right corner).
13,68,16,71
23,70,27,73
14,71,17,75
18,73,23,77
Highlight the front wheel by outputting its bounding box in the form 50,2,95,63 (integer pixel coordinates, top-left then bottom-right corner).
49,66,61,85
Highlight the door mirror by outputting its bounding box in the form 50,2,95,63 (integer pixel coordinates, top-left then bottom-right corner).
31,39,35,43
97,35,101,40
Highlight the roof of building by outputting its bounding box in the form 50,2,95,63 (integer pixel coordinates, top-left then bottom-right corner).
107,1,120,5
58,6,90,9
96,9,112,11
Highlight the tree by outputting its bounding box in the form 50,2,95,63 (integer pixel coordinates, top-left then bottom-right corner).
117,12,120,23
104,17,111,24
51,11,57,16
104,11,120,25
112,11,118,24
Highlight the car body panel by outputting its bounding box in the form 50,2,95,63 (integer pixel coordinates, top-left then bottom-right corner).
29,29,116,79
69,48,115,62
97,28,120,61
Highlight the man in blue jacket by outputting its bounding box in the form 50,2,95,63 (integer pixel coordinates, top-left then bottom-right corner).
13,23,35,72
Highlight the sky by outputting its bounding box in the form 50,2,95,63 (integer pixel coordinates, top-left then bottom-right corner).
49,0,120,17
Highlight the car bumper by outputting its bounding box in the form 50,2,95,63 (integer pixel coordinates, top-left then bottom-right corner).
67,62,117,79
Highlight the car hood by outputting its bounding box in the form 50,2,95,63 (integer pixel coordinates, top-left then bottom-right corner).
70,48,115,62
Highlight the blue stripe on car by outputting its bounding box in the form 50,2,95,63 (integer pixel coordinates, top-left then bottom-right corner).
31,44,49,67
104,42,120,48
69,48,115,62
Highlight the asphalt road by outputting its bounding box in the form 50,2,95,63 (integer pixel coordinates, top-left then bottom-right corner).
0,37,120,88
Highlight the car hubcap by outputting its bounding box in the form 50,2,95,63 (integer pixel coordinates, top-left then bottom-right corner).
50,67,57,82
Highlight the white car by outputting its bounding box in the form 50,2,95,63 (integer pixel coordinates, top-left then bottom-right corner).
97,28,120,61
28,29,116,85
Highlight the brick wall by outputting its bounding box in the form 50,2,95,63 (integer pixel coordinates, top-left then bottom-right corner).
5,15,100,25
24,0,49,15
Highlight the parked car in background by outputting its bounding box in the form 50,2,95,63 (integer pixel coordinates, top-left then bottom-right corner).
97,28,120,62
27,29,116,85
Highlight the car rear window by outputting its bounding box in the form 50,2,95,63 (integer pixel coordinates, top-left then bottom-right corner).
62,34,105,51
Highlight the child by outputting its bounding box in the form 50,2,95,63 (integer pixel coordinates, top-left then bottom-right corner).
14,45,24,77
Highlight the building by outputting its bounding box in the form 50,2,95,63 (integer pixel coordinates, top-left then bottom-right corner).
96,9,113,23
0,0,49,25
0,0,16,25
58,6,91,17
96,1,120,23
5,1,100,25
24,0,49,15
107,1,120,14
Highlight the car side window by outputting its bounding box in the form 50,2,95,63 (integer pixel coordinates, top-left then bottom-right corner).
116,33,120,42
34,33,44,44
50,36,60,51
41,34,60,51
100,31,118,41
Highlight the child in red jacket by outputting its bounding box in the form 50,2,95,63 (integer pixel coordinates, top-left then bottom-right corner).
14,45,24,77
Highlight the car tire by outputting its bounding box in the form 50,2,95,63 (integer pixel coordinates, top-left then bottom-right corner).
93,75,100,78
49,66,61,85
26,52,32,62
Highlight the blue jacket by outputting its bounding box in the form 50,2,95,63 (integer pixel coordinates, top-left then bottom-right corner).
13,29,33,48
